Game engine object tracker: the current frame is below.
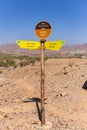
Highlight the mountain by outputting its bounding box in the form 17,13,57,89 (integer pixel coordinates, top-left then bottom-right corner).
0,43,87,58
0,43,40,57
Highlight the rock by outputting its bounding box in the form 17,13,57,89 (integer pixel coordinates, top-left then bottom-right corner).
0,71,2,74
81,74,84,77
14,99,21,103
0,84,3,87
64,71,68,75
0,114,3,120
0,78,4,81
34,122,52,130
8,66,15,71
60,91,68,97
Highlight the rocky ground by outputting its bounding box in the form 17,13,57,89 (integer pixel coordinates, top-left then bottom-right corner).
0,58,87,130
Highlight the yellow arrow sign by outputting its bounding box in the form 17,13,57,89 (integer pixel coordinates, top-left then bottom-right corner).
16,40,40,50
16,40,66,51
44,40,66,51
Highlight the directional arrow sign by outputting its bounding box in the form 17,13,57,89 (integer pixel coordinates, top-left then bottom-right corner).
44,40,66,51
16,40,40,50
16,40,66,51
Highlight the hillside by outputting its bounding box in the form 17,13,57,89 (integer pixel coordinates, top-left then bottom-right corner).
0,43,87,58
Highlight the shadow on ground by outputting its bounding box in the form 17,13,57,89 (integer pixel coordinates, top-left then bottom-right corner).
23,97,42,121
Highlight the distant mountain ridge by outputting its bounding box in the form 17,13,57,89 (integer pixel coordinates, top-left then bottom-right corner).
0,43,87,58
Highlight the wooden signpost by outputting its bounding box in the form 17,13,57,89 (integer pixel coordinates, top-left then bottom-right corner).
16,21,66,126
35,21,52,126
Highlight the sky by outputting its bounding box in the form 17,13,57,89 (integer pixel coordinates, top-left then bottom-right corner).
0,0,87,45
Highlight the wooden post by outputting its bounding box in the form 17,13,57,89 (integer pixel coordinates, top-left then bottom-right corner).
40,39,46,126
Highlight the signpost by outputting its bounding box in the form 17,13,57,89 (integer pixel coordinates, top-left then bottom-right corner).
16,21,66,127
35,21,52,126
40,39,46,126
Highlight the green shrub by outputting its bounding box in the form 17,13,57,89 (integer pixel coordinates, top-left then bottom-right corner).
0,54,48,68
0,60,6,67
5,59,16,67
0,56,17,68
19,61,30,67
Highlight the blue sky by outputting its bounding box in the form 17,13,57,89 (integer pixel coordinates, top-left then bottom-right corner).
0,0,87,45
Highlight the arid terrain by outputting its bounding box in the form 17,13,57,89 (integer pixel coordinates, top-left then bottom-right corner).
0,43,87,58
0,58,87,130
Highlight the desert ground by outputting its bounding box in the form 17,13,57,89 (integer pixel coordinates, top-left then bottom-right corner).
0,58,87,130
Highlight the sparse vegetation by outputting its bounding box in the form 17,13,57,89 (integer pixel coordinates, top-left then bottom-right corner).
74,53,83,58
0,54,16,68
0,54,42,68
0,53,84,68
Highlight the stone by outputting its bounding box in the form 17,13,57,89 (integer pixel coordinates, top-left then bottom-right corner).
0,114,3,120
34,122,52,130
60,91,68,97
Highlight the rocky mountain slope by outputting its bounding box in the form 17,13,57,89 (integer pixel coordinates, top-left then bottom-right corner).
0,43,87,57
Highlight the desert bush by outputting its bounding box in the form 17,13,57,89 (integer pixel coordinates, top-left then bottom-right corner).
19,59,36,67
0,54,13,60
17,55,30,60
74,53,83,58
19,61,30,67
0,54,17,68
5,59,16,67
0,54,48,68
0,59,16,68
0,60,6,67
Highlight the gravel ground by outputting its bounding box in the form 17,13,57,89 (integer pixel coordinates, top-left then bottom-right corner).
0,58,87,130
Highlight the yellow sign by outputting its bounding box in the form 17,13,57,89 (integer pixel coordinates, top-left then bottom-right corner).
16,40,40,50
16,40,66,51
44,40,66,51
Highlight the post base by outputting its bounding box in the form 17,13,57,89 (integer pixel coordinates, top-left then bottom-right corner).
34,122,52,130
